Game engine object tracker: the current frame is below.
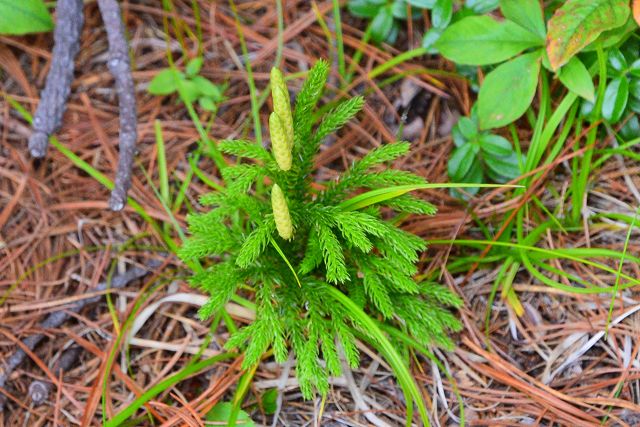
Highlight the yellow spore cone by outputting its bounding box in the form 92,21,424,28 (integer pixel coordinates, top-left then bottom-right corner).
271,183,293,240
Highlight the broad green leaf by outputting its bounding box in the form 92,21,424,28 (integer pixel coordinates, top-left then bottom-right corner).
558,56,595,102
432,0,453,30
465,0,499,14
392,0,422,19
602,76,629,123
435,16,543,65
0,0,52,35
620,114,640,140
479,134,513,157
608,49,627,73
407,0,436,8
347,0,384,18
198,97,217,111
261,389,278,415
456,117,478,140
451,125,466,147
547,0,630,70
629,59,640,77
629,96,640,114
478,51,542,129
421,27,443,52
499,0,546,40
463,160,483,185
185,57,203,77
177,78,200,103
579,99,597,120
630,78,640,99
148,69,183,95
448,142,479,181
585,14,638,50
206,402,255,426
450,160,483,198
192,76,224,100
370,5,394,44
485,152,521,182
386,22,400,44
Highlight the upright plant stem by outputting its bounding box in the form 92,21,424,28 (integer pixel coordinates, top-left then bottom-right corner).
228,362,259,427
229,0,262,145
331,0,346,81
274,0,284,69
571,46,606,224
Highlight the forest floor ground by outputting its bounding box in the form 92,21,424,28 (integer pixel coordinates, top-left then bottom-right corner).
2,1,640,426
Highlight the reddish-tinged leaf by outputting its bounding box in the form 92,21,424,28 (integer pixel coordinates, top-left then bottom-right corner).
547,0,629,71
634,0,640,25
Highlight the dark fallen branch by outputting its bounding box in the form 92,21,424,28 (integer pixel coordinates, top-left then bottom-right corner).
28,346,82,406
28,0,138,210
0,262,159,411
28,0,83,157
97,0,138,211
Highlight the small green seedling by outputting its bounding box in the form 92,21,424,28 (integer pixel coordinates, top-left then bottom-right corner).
436,0,635,130
448,108,522,198
347,0,453,45
148,57,226,112
179,60,462,400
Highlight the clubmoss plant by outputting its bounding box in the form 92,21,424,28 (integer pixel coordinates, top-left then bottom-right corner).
179,60,462,398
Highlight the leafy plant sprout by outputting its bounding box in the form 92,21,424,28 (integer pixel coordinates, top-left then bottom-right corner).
148,57,227,113
178,60,463,402
448,107,523,198
347,0,454,46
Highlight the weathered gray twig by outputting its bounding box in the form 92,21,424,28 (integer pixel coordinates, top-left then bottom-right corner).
97,0,138,211
28,346,82,406
28,0,83,158
0,263,158,411
28,0,138,210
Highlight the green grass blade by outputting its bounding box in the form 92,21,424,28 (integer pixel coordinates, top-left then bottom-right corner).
369,47,428,80
270,237,302,287
338,183,521,211
105,352,235,426
155,120,170,207
326,286,430,426
431,239,640,293
379,324,465,427
229,0,262,145
606,206,639,332
331,0,345,81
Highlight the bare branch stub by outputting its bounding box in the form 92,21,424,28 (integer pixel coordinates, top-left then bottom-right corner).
28,0,83,158
0,264,156,411
28,346,82,406
97,0,138,211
